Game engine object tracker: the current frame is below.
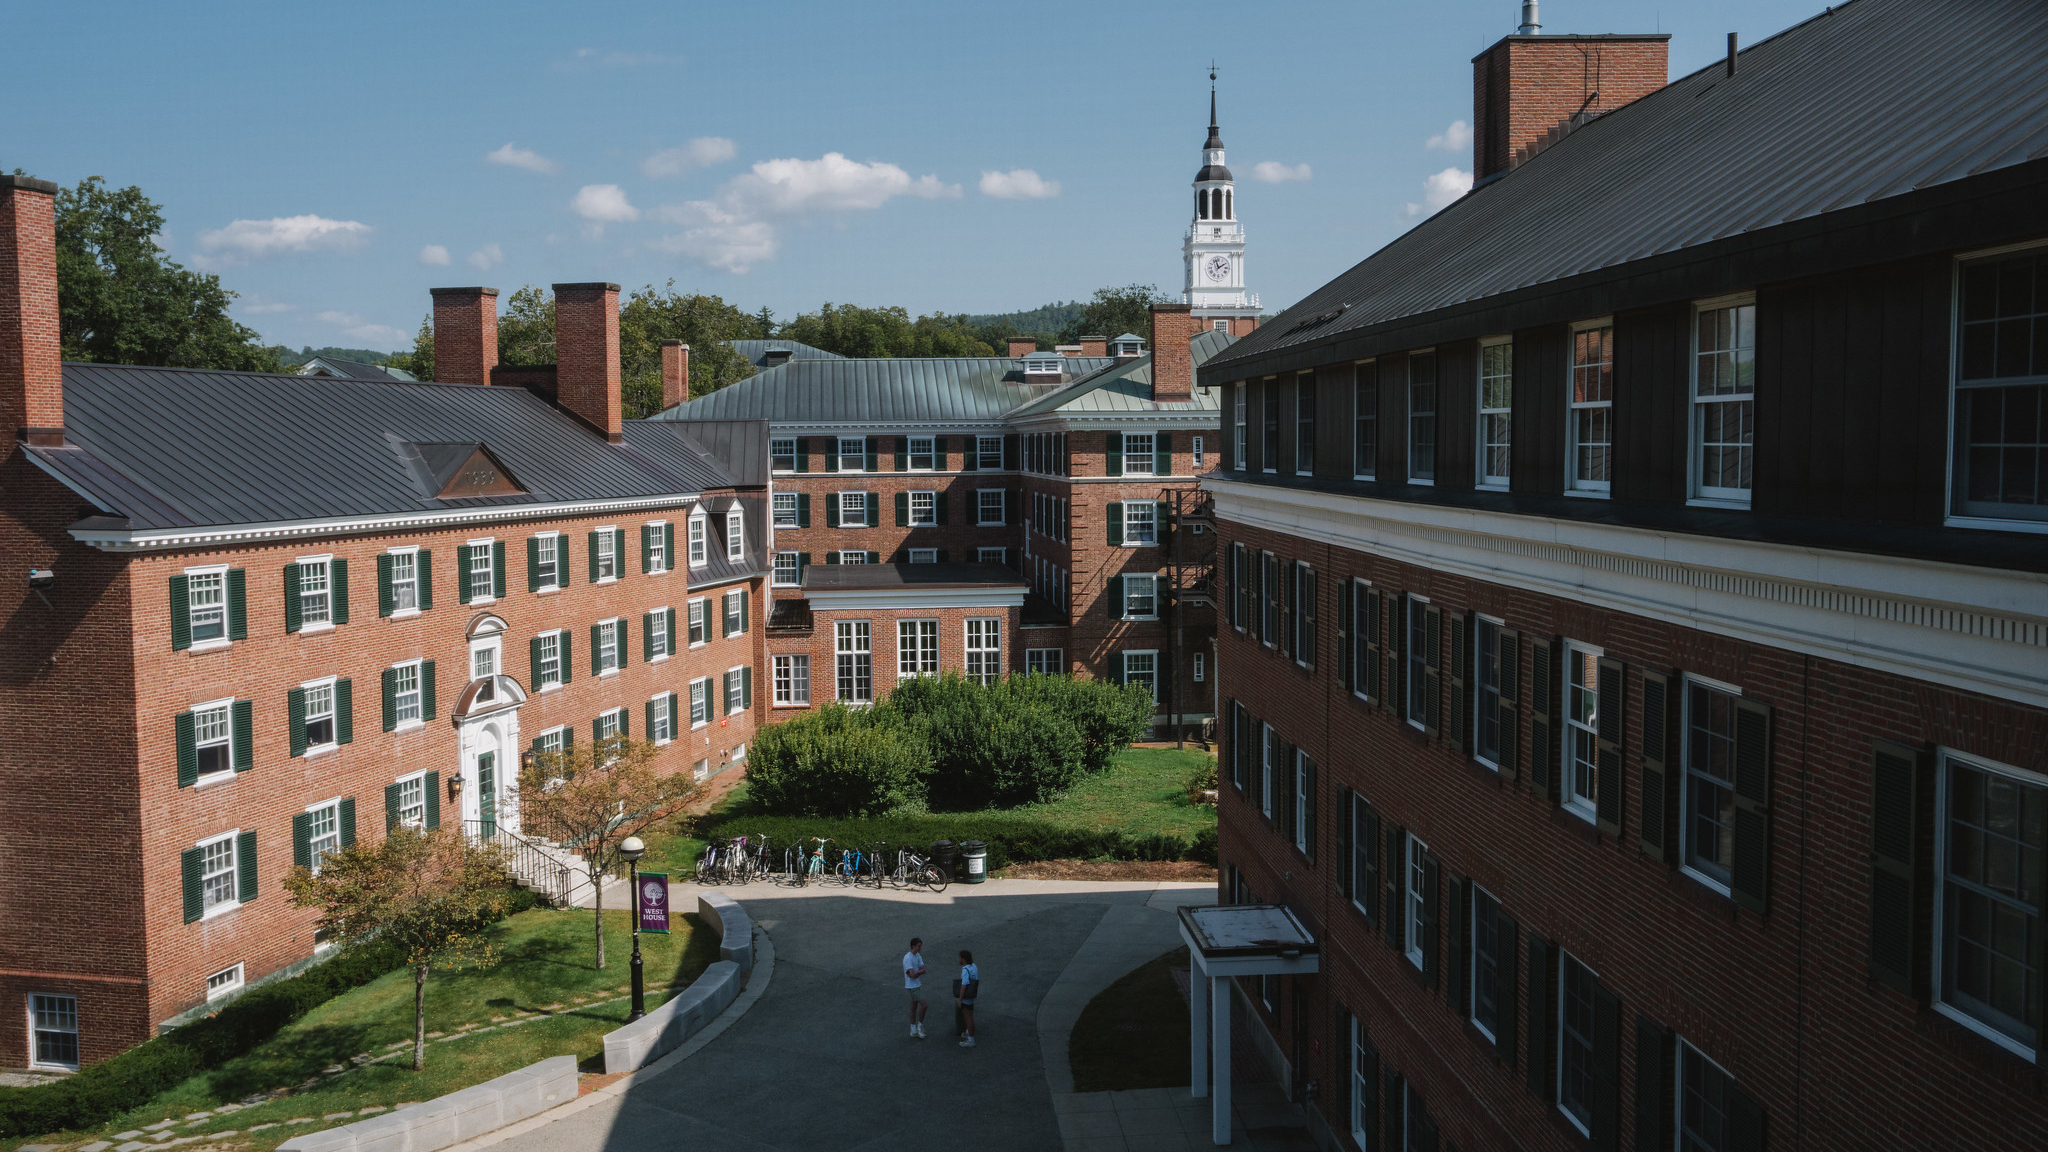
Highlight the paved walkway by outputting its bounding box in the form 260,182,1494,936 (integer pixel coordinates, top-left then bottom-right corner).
469,877,1292,1152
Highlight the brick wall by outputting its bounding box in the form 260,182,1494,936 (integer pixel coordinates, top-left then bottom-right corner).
428,287,499,387
553,283,622,440
763,603,1023,711
1472,35,1669,179
0,176,63,452
1214,516,2048,1151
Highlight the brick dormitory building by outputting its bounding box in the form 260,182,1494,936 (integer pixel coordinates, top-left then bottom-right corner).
1197,1,2048,1150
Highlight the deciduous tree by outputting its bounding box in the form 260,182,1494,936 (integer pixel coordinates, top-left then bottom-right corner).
618,282,758,414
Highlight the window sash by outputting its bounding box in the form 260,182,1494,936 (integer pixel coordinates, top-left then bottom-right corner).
1678,1041,1736,1152
30,994,78,1067
1693,303,1756,500
1474,619,1502,766
307,802,340,869
1125,574,1158,618
965,618,1000,686
1470,887,1500,1037
303,682,336,747
537,634,561,686
188,572,226,641
1124,502,1156,544
689,517,707,565
727,512,744,560
908,436,935,470
910,491,936,525
536,536,558,584
773,655,811,704
841,550,868,564
1408,351,1438,481
299,560,332,625
389,553,418,610
651,612,669,657
770,438,796,470
1234,384,1248,470
724,592,743,633
773,552,801,587
1683,680,1741,887
1570,325,1614,491
838,437,866,471
1557,956,1598,1131
648,526,667,572
836,622,872,702
773,493,798,527
595,533,617,579
469,545,494,597
899,619,940,677
1124,433,1156,474
1564,643,1601,816
397,775,425,824
1295,377,1316,473
599,622,619,672
394,664,422,724
1405,835,1427,967
977,490,1004,524
1124,652,1157,701
690,680,709,724
689,600,708,644
1935,752,2046,1053
1479,342,1512,486
977,436,1002,468
200,836,238,911
1405,598,1429,725
842,492,868,524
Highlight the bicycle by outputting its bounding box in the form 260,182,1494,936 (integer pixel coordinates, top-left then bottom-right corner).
802,837,832,885
893,848,950,893
836,842,878,887
694,839,724,884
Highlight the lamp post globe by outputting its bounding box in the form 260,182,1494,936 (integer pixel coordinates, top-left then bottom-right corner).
621,836,647,1022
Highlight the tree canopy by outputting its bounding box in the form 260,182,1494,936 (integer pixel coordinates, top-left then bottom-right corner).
778,302,997,359
1058,283,1169,347
619,281,759,415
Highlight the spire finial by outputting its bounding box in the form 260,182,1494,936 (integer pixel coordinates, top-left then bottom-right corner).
1204,62,1224,150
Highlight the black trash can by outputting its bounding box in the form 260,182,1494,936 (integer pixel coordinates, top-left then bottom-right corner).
960,840,988,884
928,839,957,880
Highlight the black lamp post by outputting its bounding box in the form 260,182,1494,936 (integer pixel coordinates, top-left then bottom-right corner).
620,835,646,1023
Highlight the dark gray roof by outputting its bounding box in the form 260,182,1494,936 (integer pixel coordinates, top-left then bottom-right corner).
30,364,745,532
1204,0,2048,378
678,492,769,587
301,356,412,382
654,356,1114,425
1008,330,1234,417
802,562,1027,591
728,339,845,367
623,419,769,487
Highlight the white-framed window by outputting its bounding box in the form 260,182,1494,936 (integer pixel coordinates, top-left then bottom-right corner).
300,677,337,751
1677,1039,1740,1152
898,619,939,678
840,490,869,528
198,830,242,917
305,798,342,871
1026,648,1063,676
28,993,78,1069
395,771,427,825
468,538,497,600
1408,349,1438,483
392,661,423,726
688,514,708,567
1953,244,2048,525
839,550,869,565
386,548,419,614
1123,573,1158,619
1692,295,1756,505
598,618,620,674
688,598,709,645
965,618,1001,686
1569,320,1614,494
187,565,228,644
1934,750,2047,1058
977,435,1003,470
1123,650,1157,703
1681,674,1744,894
596,708,624,741
908,548,938,563
976,489,1005,525
646,521,669,573
1472,617,1505,770
1193,435,1205,468
692,757,710,782
593,527,618,582
1193,652,1205,682
770,437,797,471
1349,1015,1372,1148
532,725,567,760
1124,431,1156,475
977,547,1007,565
838,436,867,472
1469,884,1502,1041
773,654,811,705
1353,361,1377,480
649,607,671,659
534,533,560,589
193,698,235,780
1264,380,1280,471
908,435,935,470
909,490,937,526
690,678,710,726
1557,952,1599,1135
1233,383,1247,471
296,556,333,628
726,509,744,561
1563,641,1601,822
1404,595,1429,729
1404,832,1428,969
721,666,742,715
773,491,799,528
1296,374,1316,474
207,962,245,1002
1122,500,1156,545
723,588,746,635
1292,749,1312,853
1478,338,1512,488
650,693,674,744
836,621,873,703
773,551,801,587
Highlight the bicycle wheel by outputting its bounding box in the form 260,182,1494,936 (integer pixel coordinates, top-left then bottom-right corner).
920,867,949,894
890,864,910,890
836,859,857,885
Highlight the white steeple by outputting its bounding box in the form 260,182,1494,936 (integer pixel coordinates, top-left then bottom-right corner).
1183,69,1258,331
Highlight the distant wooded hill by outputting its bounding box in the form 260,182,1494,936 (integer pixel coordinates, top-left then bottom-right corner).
274,346,396,367
957,301,1086,333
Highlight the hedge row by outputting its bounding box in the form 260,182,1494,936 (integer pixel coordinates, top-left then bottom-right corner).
0,888,539,1139
702,813,1218,870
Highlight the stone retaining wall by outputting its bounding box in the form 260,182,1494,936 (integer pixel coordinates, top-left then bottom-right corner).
276,1055,576,1152
600,890,755,1074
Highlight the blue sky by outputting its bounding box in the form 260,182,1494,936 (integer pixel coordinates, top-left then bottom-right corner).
5,0,1813,351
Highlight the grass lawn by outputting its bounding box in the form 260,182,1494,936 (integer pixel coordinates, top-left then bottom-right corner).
14,908,717,1152
1014,746,1216,841
639,777,752,879
1069,946,1193,1092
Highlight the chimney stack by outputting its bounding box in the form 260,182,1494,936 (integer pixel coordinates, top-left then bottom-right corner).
429,287,499,385
660,340,690,409
1077,335,1107,358
1149,304,1196,403
552,282,623,442
1007,337,1039,358
0,174,64,454
1471,30,1670,181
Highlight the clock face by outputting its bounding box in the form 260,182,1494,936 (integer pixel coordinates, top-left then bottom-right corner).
1205,255,1231,282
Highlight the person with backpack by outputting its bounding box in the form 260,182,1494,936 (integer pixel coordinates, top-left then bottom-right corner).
955,950,979,1048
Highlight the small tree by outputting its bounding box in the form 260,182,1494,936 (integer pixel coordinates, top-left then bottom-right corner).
511,735,704,968
745,702,932,816
284,827,513,1071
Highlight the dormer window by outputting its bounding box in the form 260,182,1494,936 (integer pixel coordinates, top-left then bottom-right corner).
1110,336,1145,357
726,509,744,562
1022,355,1063,377
688,514,708,567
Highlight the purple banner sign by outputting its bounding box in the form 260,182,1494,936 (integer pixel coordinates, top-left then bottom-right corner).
637,872,670,934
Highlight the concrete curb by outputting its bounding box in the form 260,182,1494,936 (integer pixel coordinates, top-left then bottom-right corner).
598,889,755,1073
276,1056,577,1152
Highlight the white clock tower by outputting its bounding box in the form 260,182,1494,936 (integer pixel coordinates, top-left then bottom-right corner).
1182,75,1260,334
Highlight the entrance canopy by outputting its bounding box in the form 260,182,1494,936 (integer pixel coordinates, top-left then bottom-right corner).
1177,904,1319,1146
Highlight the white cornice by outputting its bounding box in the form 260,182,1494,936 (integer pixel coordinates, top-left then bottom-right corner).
807,587,1026,611
70,493,705,554
1204,478,2048,709
1009,413,1220,432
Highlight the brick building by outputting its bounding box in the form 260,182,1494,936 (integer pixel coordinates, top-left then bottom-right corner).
1196,2,2048,1150
0,175,768,1070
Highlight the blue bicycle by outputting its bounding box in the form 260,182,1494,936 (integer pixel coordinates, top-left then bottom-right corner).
837,841,888,888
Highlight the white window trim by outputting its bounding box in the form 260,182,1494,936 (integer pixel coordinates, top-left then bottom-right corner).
726,510,744,562
909,489,938,527
390,659,426,731
1233,383,1248,473
384,545,422,618
302,795,343,874
1120,499,1157,547
908,435,936,471
1404,832,1428,970
1124,431,1158,477
838,436,868,473
535,629,566,692
1407,347,1438,486
191,695,238,784
206,962,246,1002
596,707,626,742
908,548,938,563
644,519,670,574
689,598,709,648
976,435,1004,470
688,514,708,568
898,618,940,679
1193,435,1205,468
839,549,869,565
183,562,233,651
1471,614,1505,772
1476,336,1513,491
724,665,747,715
1678,671,1745,897
197,828,243,920
471,632,503,684
394,769,429,826
839,490,871,529
975,489,1005,527
465,536,498,604
1123,573,1160,621
1124,649,1159,703
772,654,811,707
690,677,712,728
1350,578,1375,704
648,607,672,664
27,992,81,1071
1351,358,1377,481
1403,594,1430,731
531,532,563,591
723,589,746,636
1687,292,1758,509
649,692,674,745
1560,639,1603,824
1930,747,2048,1062
597,618,621,677
1468,882,1498,1042
1556,951,1598,1137
1349,1016,1371,1147
294,553,336,633
773,551,801,588
298,674,341,757
770,437,798,473
533,724,569,758
587,525,618,584
1566,317,1615,498
772,491,799,529
1943,241,2048,534
1292,749,1311,853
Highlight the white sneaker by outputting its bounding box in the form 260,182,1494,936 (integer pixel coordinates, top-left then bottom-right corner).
911,1025,920,1038
959,1037,975,1047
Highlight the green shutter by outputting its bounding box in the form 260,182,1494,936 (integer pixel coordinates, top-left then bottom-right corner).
175,711,198,786
555,534,571,587
1110,575,1125,618
895,436,908,471
664,523,675,568
667,607,677,649
335,679,353,744
528,537,542,591
226,568,248,640
182,848,204,922
868,550,880,565
531,635,545,689
825,439,839,472
385,782,401,831
1107,502,1124,545
293,813,313,869
416,549,433,610
795,437,809,473
1155,432,1171,476
588,532,601,582
592,623,604,675
963,438,978,470
170,575,192,650
1592,982,1622,1151
382,668,398,732
866,491,880,526
231,699,254,773
1106,432,1123,476
1870,741,1928,995
742,665,753,709
237,830,258,903
339,796,356,846
1730,700,1773,913
594,716,604,743
863,437,878,472
1595,656,1627,835
420,660,437,721
491,541,506,598
936,491,948,525
559,632,572,684
331,558,349,623
724,671,736,714
797,493,811,527
457,544,474,604
283,563,303,633
739,591,749,632
642,524,654,573
288,687,308,758
617,708,628,737
1635,1015,1670,1152
827,492,840,527
935,436,949,470
425,771,441,829
826,552,838,564
616,616,630,668
668,692,680,730
896,491,910,526
1526,934,1553,1095
643,612,655,660
378,554,394,616
646,697,659,737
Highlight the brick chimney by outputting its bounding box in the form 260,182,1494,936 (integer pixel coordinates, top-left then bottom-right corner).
429,287,499,385
1006,337,1039,358
1,174,63,454
660,340,690,409
1149,304,1197,404
553,282,623,442
1077,335,1107,357
1471,32,1669,181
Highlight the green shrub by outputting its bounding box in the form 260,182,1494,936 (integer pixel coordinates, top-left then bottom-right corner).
702,812,1207,871
1004,674,1156,773
891,674,1091,809
743,702,930,817
1183,757,1218,805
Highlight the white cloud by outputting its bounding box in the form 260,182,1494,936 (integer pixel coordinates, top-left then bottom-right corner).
314,310,406,346
195,215,371,263
239,297,293,315
1426,120,1473,152
467,243,505,270
978,169,1060,199
418,244,451,266
486,143,560,174
651,152,959,273
1250,161,1313,184
572,184,640,223
643,137,738,178
1405,167,1475,216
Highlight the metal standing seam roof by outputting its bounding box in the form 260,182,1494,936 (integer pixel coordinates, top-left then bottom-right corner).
652,356,1115,425
31,363,745,533
300,356,414,382
1204,0,2048,378
1007,329,1235,418
727,339,847,366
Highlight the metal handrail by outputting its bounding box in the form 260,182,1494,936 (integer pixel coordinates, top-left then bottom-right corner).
464,819,575,905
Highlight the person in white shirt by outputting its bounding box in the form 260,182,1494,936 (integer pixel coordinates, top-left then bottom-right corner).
955,950,980,1048
903,938,929,1038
